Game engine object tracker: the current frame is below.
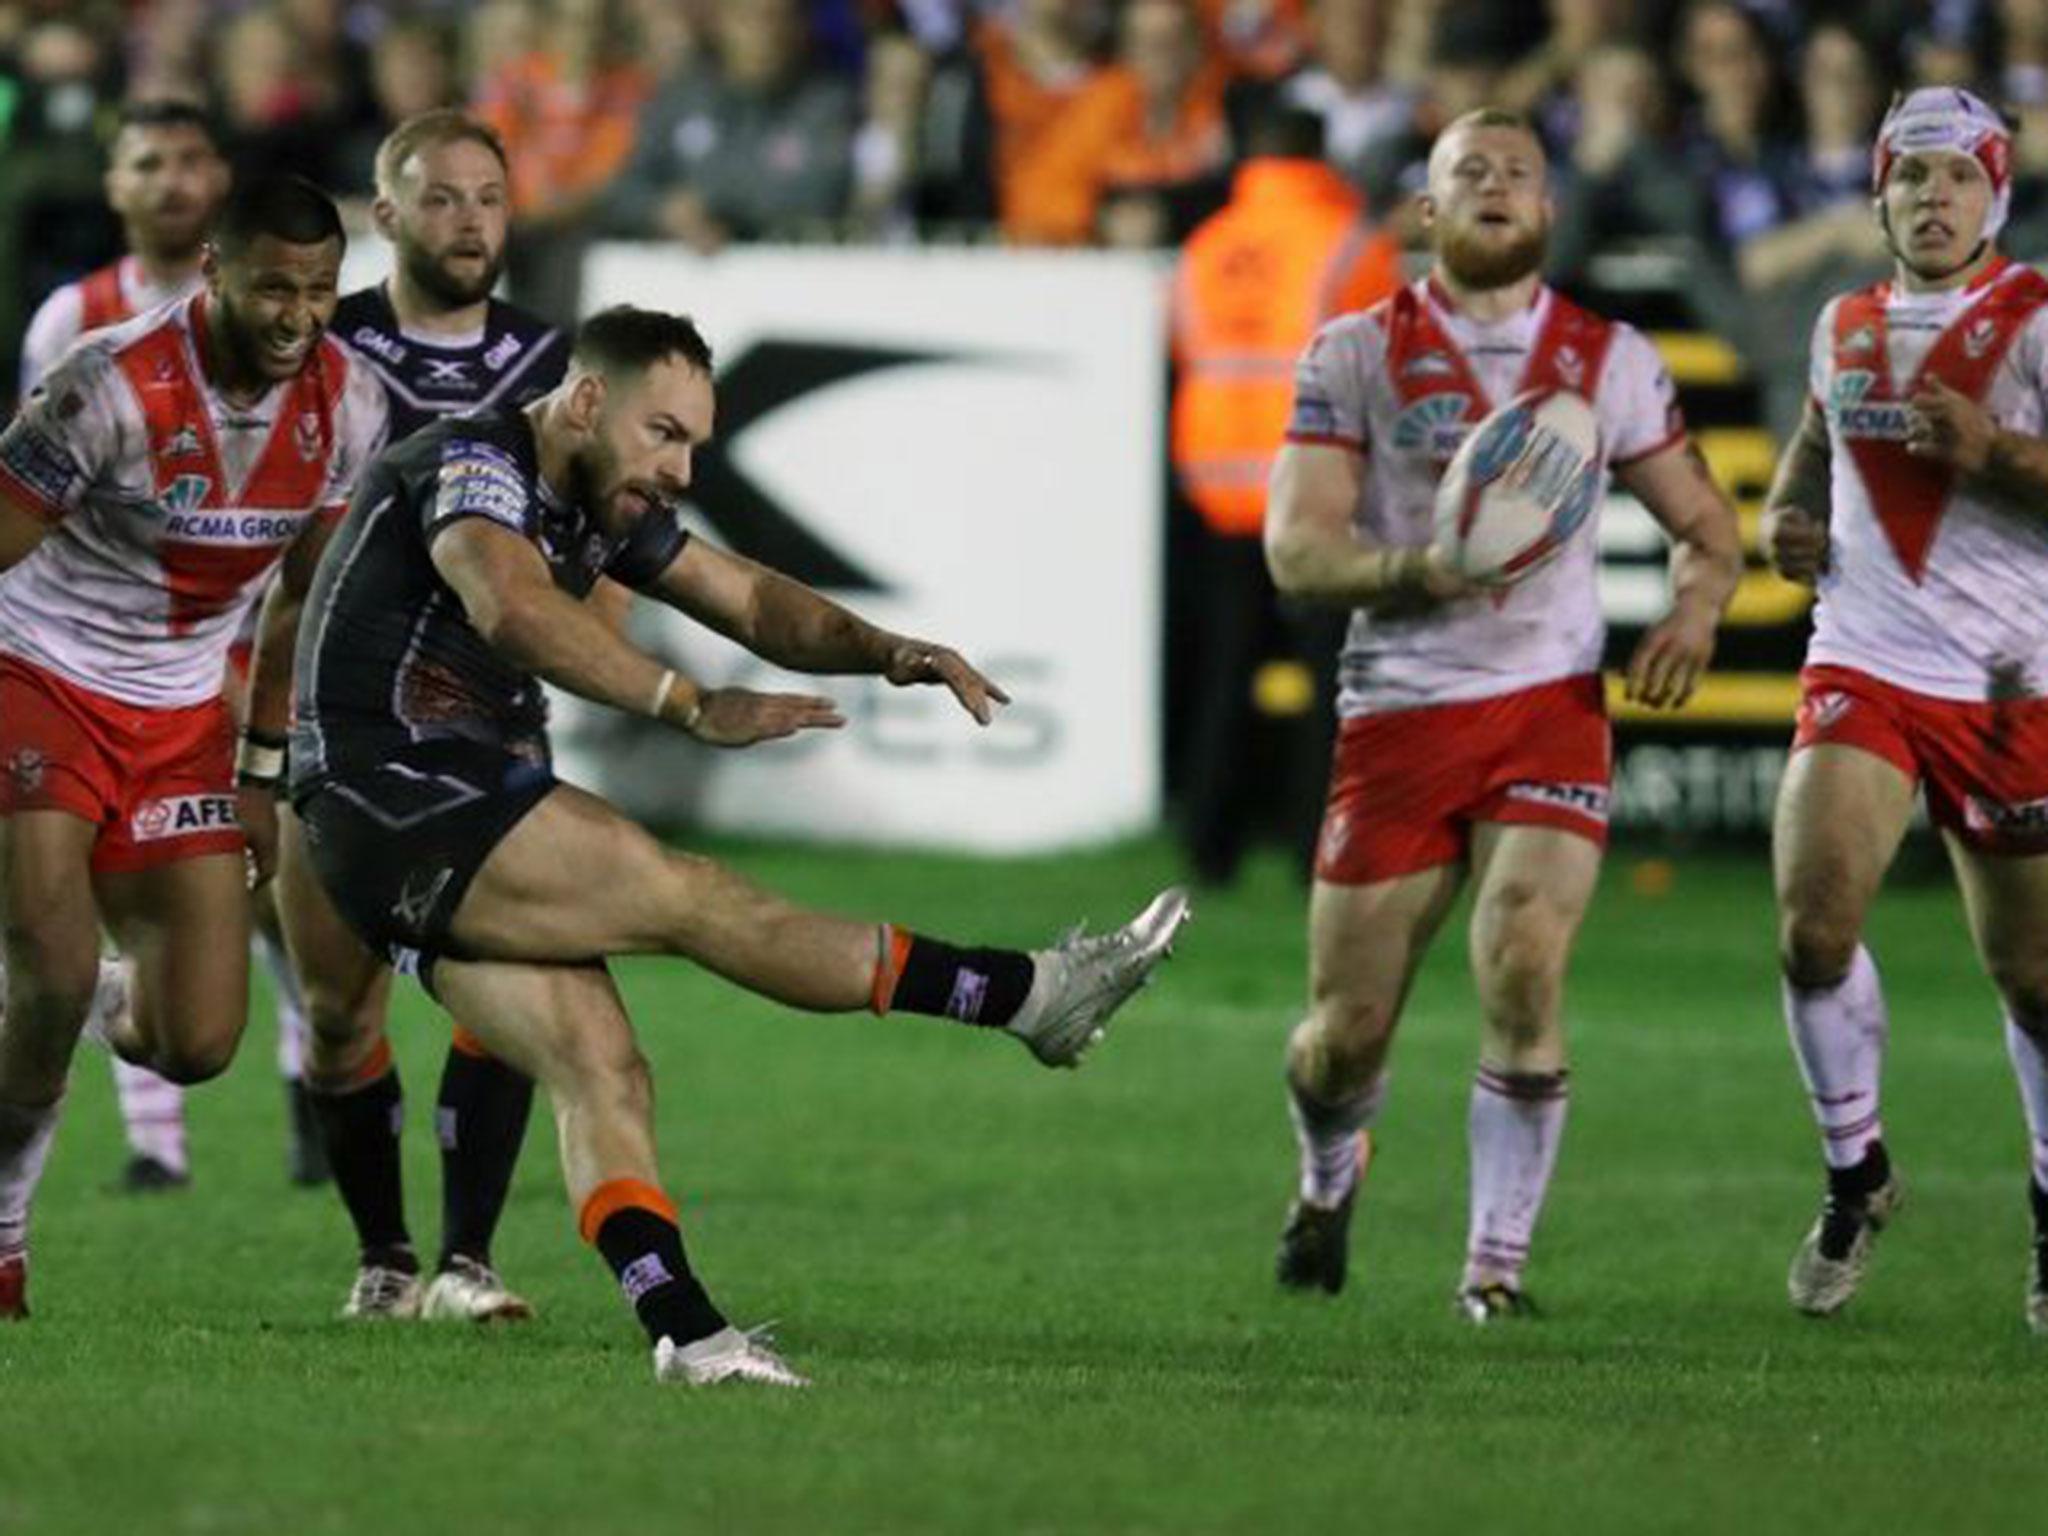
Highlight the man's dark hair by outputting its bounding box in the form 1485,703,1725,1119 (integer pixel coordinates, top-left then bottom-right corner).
212,174,345,259
572,305,715,378
114,99,223,152
1246,104,1326,161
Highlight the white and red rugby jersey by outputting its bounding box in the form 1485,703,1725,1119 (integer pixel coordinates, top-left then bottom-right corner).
0,294,388,708
1808,255,2048,700
18,256,202,396
1286,276,1685,716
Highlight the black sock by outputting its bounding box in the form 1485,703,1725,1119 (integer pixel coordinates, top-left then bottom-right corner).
2031,1176,2048,1240
1829,1140,1891,1204
435,1046,534,1270
888,934,1034,1026
592,1206,726,1347
308,1067,412,1261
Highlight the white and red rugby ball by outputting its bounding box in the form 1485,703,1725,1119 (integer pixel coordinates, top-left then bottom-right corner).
1433,388,1604,587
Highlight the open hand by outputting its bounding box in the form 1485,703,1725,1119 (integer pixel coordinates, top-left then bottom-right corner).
883,639,1011,726
688,687,846,747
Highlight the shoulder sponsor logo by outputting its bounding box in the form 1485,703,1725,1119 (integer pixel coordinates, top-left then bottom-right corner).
351,326,407,365
1287,392,1338,437
0,424,84,506
1391,392,1477,461
483,332,525,372
435,440,529,530
131,793,238,842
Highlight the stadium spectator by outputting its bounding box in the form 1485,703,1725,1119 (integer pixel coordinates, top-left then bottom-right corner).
1546,45,1698,288
473,0,653,320
1010,0,1231,246
1496,0,1637,149
0,16,123,399
962,0,1108,242
1169,104,1398,884
602,0,858,253
1264,0,1418,199
333,17,463,199
1199,0,1309,82
1672,0,1799,255
1737,21,1892,440
212,2,347,187
1351,15,1506,243
848,25,997,240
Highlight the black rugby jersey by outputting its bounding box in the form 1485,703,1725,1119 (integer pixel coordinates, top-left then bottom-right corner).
290,407,688,790
332,284,567,440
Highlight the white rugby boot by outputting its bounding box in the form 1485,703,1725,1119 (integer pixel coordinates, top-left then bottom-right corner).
1005,887,1191,1068
421,1256,534,1322
1788,1172,1903,1316
341,1263,424,1319
654,1325,809,1388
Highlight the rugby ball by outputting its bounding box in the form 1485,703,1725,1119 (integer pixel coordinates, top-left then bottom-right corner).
1434,388,1604,587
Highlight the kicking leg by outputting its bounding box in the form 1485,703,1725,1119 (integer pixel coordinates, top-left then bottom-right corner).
431,955,802,1386
252,883,327,1187
1457,823,1601,1318
1773,743,1916,1315
1945,838,2048,1333
1276,864,1462,1294
446,785,1186,1067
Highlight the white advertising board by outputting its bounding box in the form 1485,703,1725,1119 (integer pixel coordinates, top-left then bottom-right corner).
553,245,1165,852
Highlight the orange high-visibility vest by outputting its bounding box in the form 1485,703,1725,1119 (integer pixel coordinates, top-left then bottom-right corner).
1170,158,1400,537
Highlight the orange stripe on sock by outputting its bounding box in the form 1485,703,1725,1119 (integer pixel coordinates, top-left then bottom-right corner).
577,1177,678,1245
448,1025,491,1060
870,924,915,1015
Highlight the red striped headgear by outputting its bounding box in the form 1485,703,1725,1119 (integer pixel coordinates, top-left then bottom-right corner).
1872,87,2013,243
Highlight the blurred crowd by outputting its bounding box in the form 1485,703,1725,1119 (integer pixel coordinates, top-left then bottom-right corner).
10,0,2048,425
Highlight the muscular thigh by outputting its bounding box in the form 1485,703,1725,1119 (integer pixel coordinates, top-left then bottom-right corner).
1774,744,1918,926
1309,864,1464,1024
1467,822,1601,965
276,804,388,1023
1945,839,2048,1006
96,851,251,1052
0,810,103,972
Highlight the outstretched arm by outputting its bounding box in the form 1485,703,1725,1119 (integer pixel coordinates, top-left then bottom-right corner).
651,536,1010,726
1264,442,1471,609
431,517,844,747
1612,438,1745,708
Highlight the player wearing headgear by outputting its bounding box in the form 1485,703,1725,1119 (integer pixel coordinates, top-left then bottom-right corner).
0,175,388,1319
277,110,571,1325
1264,107,1743,1320
1763,87,2048,1330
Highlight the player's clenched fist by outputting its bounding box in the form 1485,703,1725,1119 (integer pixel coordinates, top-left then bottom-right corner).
1763,503,1830,584
686,687,846,747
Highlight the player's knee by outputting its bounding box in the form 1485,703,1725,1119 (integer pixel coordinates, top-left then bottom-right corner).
1479,887,1569,1001
1303,995,1395,1078
151,1032,236,1085
1779,907,1860,989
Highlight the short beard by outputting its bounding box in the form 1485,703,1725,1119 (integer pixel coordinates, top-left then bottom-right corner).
400,240,502,310
1437,220,1548,289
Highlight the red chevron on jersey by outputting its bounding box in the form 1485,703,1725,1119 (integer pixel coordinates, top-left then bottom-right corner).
111,297,349,634
1383,280,1617,469
1830,257,2048,581
77,261,132,333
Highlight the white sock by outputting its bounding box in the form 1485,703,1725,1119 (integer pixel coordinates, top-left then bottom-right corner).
109,1057,187,1174
0,1097,65,1261
258,929,309,1082
2004,1009,2048,1191
78,957,134,1054
1783,946,1888,1169
1287,1068,1386,1207
1463,1066,1569,1290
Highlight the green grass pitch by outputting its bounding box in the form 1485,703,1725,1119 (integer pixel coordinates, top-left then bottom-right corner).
2,836,2041,1534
